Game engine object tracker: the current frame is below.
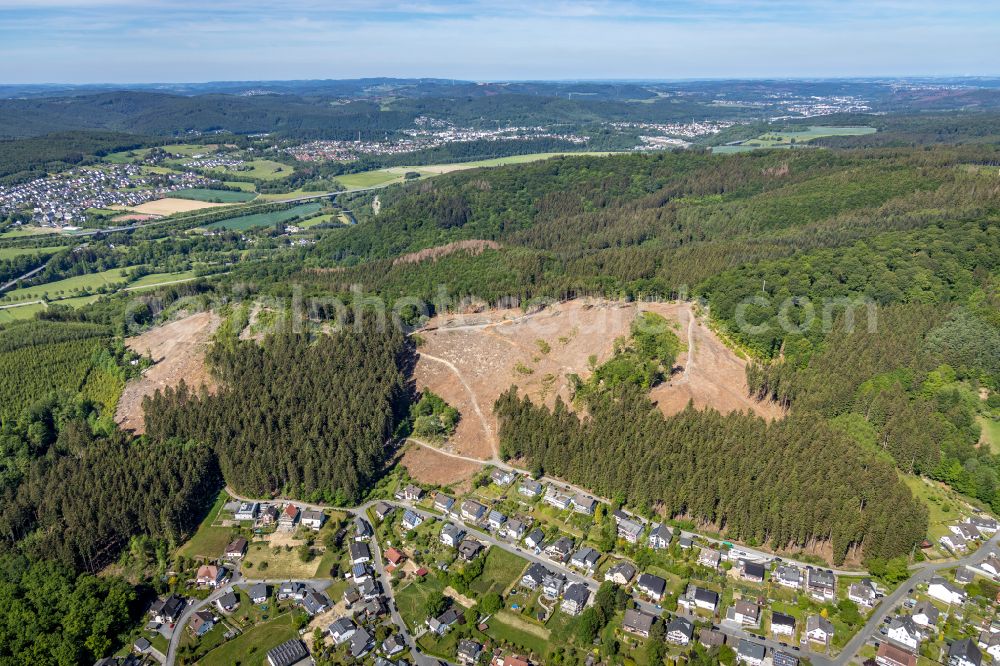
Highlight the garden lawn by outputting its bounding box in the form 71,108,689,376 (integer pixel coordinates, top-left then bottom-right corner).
197,612,296,666
470,547,529,595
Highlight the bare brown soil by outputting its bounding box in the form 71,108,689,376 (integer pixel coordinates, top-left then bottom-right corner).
115,311,221,433
392,239,501,266
129,198,229,215
399,445,482,487
647,302,786,420
407,299,782,482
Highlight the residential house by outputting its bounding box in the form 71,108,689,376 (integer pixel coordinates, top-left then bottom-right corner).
951,523,981,542
979,555,1000,576
771,611,796,636
678,536,694,549
189,611,215,637
433,493,455,514
698,548,721,569
773,652,799,666
648,523,673,549
358,578,379,600
617,517,644,544
968,515,998,533
561,582,591,616
196,564,226,588
349,541,372,564
502,518,528,540
699,629,727,648
912,601,940,628
441,524,466,547
249,583,268,604
216,591,239,613
667,617,694,645
941,532,968,552
948,639,982,666
691,586,719,612
741,560,766,583
887,616,921,650
731,600,760,626
806,615,835,644
543,487,572,510
955,567,975,584
570,547,600,572
382,635,406,657
491,469,516,486
545,536,574,562
329,617,357,645
637,573,667,601
278,582,306,600
604,561,637,586
928,577,966,605
352,563,372,582
354,516,372,540
521,562,549,590
488,510,507,530
374,501,394,521
461,499,487,523
234,501,258,521
807,569,836,600
542,571,567,598
385,547,405,567
877,643,918,666
977,632,1000,662
401,509,424,530
524,528,545,550
775,564,803,590
134,637,152,655
302,590,330,616
848,579,878,607
737,639,766,666
519,479,543,498
458,539,483,561
278,504,300,530
259,504,279,525
623,609,656,637
458,639,484,665
402,485,424,501
571,494,597,515
300,509,325,530
224,537,248,560
427,608,462,635
349,628,372,659
266,639,309,666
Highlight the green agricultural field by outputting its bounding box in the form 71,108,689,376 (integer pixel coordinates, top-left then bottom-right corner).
335,151,616,190
163,143,214,157
125,270,198,291
56,295,101,309
334,170,403,189
206,159,290,181
0,245,63,259
207,202,323,230
197,613,296,666
297,214,338,228
712,126,875,153
258,188,334,202
0,267,133,304
223,180,258,192
170,188,258,203
0,226,61,239
469,547,529,595
0,302,47,323
487,611,551,657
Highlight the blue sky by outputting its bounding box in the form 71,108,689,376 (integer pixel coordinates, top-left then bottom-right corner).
1,0,997,83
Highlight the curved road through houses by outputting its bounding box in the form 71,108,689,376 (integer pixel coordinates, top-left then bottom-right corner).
205,487,999,666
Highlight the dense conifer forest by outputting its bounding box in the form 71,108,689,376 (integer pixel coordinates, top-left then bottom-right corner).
142,316,410,504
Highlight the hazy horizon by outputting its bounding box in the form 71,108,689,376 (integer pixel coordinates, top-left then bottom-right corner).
2,0,998,84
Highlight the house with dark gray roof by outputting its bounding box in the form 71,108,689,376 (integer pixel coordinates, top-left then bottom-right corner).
666,617,694,645
266,639,308,666
561,582,591,615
